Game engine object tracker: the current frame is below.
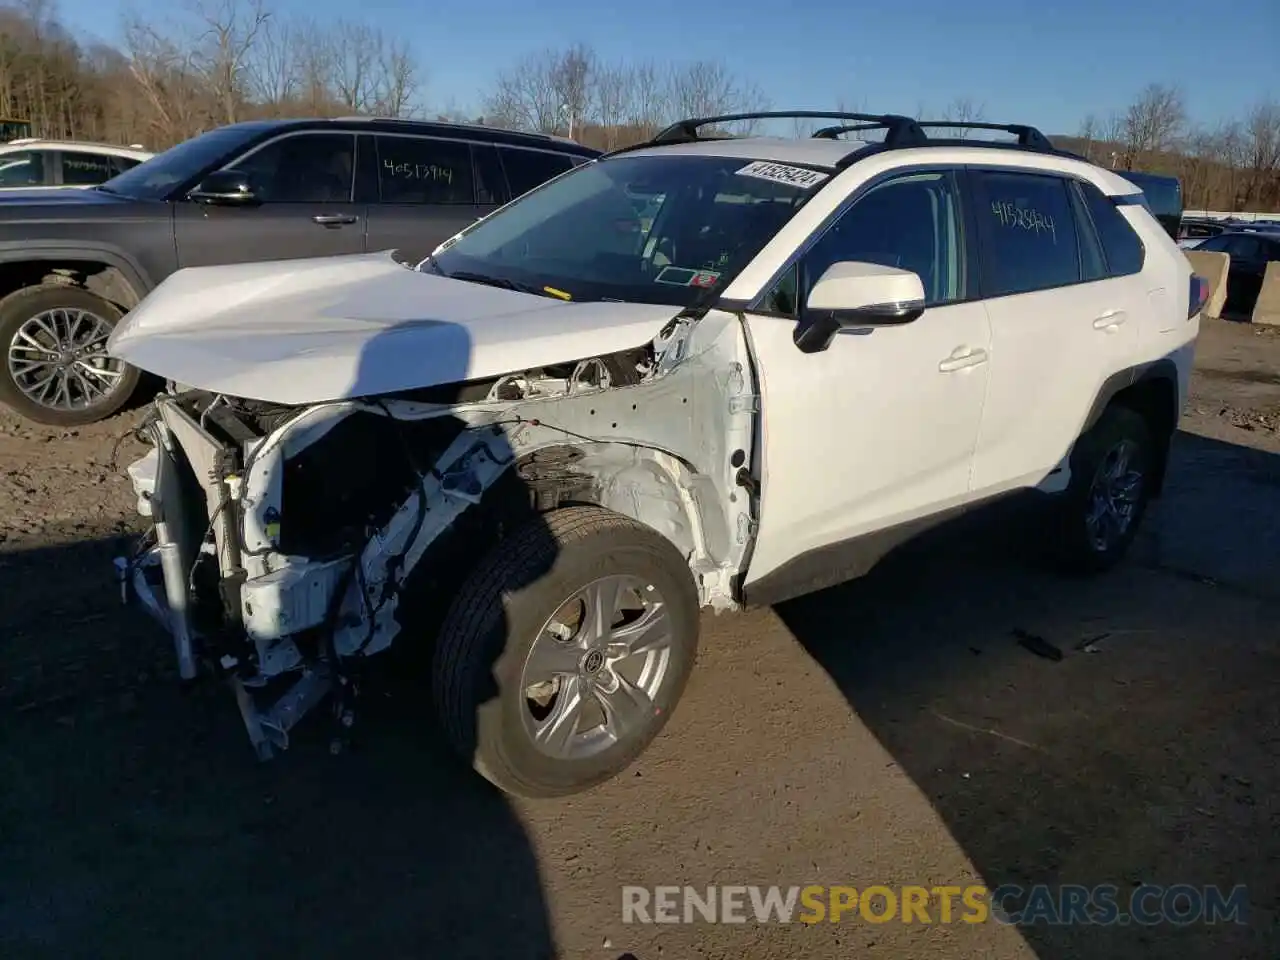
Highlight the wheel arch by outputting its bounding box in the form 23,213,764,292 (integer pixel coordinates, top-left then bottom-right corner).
0,243,153,313
1082,359,1180,497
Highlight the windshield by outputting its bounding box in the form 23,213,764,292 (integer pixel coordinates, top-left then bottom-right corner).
430,154,825,307
98,124,270,200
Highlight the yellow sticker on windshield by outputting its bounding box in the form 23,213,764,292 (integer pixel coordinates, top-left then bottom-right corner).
543,286,572,300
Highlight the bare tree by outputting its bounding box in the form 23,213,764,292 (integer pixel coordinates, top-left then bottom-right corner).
938,96,985,139
188,0,269,125
329,20,380,113
667,60,767,134
246,13,295,112
374,37,419,117
1121,82,1186,167
1077,113,1100,162
1241,99,1280,206
484,47,571,133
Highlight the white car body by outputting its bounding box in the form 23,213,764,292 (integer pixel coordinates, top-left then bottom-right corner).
109,127,1200,764
0,139,153,190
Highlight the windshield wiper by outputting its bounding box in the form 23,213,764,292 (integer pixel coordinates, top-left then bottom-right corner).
445,270,563,299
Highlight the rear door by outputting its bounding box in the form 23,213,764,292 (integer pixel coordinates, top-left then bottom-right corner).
968,169,1142,495
363,134,489,264
173,131,366,268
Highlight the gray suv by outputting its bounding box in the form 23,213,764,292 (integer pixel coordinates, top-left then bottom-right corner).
0,117,599,425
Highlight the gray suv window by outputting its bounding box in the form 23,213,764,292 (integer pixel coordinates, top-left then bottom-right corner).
376,135,474,204
499,147,574,198
227,133,355,202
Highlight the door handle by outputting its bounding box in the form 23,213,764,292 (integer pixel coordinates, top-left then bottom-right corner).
312,213,358,226
1092,309,1127,330
938,347,988,372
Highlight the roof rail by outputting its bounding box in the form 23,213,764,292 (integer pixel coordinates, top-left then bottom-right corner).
599,110,1070,166
649,110,924,146
909,120,1056,151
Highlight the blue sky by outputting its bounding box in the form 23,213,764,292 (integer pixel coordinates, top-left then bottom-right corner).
60,0,1279,134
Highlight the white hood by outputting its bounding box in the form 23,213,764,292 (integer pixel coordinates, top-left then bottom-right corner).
107,251,679,405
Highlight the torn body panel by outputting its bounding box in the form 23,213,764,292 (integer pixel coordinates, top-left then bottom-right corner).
119,308,759,757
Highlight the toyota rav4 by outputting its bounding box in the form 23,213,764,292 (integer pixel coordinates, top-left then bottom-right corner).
109,112,1205,798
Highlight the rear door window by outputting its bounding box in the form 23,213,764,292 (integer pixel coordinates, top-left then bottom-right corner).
974,170,1080,296
498,147,574,198
375,135,474,204
60,151,128,185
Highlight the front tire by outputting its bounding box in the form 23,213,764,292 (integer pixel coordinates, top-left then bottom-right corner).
1053,404,1155,574
431,506,700,798
0,283,141,426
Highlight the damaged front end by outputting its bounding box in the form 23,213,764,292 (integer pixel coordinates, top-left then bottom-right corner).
116,310,760,759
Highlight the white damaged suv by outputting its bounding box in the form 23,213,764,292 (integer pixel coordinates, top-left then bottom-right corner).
110,112,1205,798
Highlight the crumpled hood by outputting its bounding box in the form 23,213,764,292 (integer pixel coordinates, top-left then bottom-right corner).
107,251,678,405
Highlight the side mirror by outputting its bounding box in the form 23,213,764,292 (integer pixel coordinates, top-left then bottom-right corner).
795,261,927,353
188,169,260,206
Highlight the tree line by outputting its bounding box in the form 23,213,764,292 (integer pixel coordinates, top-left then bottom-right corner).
1,0,1277,211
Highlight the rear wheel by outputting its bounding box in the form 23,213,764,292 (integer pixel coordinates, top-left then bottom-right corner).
0,283,140,426
1052,404,1155,574
431,506,700,798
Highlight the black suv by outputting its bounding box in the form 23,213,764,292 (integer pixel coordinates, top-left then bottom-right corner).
0,117,600,425
1119,170,1182,241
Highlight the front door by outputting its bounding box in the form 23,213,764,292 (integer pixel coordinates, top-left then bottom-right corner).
741,169,992,594
174,131,366,268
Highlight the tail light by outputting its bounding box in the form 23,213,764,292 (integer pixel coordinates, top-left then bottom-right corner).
1189,274,1209,319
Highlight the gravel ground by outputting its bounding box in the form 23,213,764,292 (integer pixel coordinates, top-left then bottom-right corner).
1,318,1278,960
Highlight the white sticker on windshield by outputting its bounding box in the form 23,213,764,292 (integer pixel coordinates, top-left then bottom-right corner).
735,160,829,189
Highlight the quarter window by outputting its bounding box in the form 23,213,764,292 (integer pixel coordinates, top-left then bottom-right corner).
800,170,967,306
226,133,355,202
1079,181,1145,277
499,147,574,198
0,151,45,187
376,136,473,204
976,171,1079,296
1068,181,1107,282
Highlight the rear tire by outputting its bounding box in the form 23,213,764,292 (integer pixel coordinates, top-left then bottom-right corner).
0,283,140,426
1052,404,1155,574
431,506,700,798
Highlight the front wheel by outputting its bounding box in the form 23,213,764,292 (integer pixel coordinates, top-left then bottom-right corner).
0,283,141,426
1052,404,1155,574
431,506,701,798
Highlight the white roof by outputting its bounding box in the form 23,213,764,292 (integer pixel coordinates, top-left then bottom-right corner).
616,136,1142,197
0,140,153,159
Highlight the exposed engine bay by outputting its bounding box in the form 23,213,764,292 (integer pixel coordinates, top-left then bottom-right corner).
117,310,760,758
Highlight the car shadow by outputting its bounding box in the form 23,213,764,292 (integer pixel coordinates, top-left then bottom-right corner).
773,429,1279,959
1,313,563,959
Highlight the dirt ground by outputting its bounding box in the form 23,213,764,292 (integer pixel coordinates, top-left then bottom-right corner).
2,318,1278,960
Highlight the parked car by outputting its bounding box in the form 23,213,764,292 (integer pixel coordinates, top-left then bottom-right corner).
1192,229,1280,315
108,111,1202,798
1119,170,1182,241
0,118,599,426
1178,217,1226,247
0,139,152,190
